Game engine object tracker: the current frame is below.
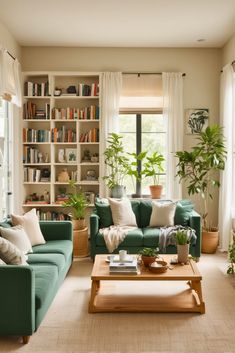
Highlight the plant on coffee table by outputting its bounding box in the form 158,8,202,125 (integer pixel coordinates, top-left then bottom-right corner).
139,247,159,267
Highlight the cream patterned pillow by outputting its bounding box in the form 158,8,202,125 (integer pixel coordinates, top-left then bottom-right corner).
0,237,28,265
11,208,45,246
149,202,176,227
0,225,33,254
108,198,137,226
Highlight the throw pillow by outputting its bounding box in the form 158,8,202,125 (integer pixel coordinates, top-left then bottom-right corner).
174,201,194,226
11,208,45,246
0,225,33,254
0,237,28,265
95,202,113,228
149,201,176,227
108,198,137,227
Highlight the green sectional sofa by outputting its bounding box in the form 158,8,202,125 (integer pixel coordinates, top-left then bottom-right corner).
90,199,201,260
0,220,73,343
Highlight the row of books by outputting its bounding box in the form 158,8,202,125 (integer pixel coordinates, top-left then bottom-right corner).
51,127,76,143
36,210,70,221
78,83,99,96
23,147,47,164
24,167,50,183
109,255,138,274
24,81,50,96
51,105,99,120
23,102,50,120
79,128,99,143
23,128,51,143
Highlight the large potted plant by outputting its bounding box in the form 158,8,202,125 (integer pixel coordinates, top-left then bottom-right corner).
62,181,88,230
141,151,165,199
175,125,227,253
103,133,129,198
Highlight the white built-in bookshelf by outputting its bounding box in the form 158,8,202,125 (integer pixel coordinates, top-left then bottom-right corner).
21,71,101,221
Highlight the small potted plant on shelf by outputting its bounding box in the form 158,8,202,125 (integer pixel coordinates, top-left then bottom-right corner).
174,230,189,263
139,247,159,267
175,125,227,253
141,151,165,199
103,133,129,198
62,180,88,230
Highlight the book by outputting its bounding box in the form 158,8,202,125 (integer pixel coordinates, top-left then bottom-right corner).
109,258,138,271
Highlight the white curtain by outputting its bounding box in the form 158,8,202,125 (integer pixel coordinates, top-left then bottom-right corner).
162,72,183,200
219,64,235,251
0,46,22,107
100,72,122,198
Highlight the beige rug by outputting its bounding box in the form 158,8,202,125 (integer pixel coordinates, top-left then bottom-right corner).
0,253,235,353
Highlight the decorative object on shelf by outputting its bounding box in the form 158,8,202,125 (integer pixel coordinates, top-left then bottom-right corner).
185,108,209,134
58,168,70,183
54,87,62,96
86,170,96,181
84,191,95,204
91,153,99,163
67,86,77,94
43,190,50,204
65,148,77,164
41,168,51,182
44,153,49,163
175,125,227,254
174,230,189,264
25,192,50,204
82,149,91,162
38,152,43,163
62,180,88,230
58,149,66,163
139,247,159,267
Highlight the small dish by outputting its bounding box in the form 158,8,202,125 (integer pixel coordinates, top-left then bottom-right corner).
149,260,168,274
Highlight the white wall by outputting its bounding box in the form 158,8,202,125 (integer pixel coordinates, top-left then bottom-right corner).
0,20,21,59
222,32,235,66
22,46,221,224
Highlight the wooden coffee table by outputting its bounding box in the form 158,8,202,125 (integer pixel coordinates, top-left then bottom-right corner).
89,254,205,314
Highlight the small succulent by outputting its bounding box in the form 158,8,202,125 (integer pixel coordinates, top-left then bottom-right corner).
139,247,159,257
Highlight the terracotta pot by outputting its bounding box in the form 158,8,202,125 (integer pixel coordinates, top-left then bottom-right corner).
202,229,219,254
177,244,189,263
141,255,156,267
73,219,86,231
149,185,163,199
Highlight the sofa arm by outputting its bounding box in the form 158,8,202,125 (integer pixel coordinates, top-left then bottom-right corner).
189,210,202,257
39,221,73,241
0,265,35,335
90,213,100,260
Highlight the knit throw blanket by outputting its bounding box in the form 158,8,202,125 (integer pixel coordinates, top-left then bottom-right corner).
99,226,137,253
159,225,197,253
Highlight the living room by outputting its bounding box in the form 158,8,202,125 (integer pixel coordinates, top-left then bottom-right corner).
0,0,235,352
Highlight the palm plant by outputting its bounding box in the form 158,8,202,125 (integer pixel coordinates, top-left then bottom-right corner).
62,180,87,220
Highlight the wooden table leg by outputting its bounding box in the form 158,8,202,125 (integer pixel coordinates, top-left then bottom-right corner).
191,280,205,314
89,280,99,313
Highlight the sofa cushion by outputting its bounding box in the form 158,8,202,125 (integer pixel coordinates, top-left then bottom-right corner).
139,200,152,228
0,236,28,265
174,200,194,226
32,240,73,261
109,198,137,226
142,227,161,247
27,253,66,273
0,225,33,254
31,265,58,309
96,228,144,247
150,202,176,227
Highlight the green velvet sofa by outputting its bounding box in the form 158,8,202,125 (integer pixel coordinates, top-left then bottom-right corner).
0,220,73,343
90,199,201,260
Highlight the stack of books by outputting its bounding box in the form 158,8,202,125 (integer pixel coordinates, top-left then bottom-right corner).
109,255,138,274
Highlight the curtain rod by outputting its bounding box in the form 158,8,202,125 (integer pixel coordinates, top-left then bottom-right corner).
123,72,186,77
7,50,15,60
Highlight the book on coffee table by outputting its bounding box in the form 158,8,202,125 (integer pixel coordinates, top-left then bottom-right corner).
109,258,138,274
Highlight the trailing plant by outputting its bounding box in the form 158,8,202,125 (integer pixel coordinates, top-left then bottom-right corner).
103,133,129,189
174,230,189,245
175,125,227,231
62,180,87,220
141,151,165,185
139,247,159,257
227,235,235,274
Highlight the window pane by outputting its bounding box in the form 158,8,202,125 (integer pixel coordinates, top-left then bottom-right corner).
119,114,136,133
142,114,166,132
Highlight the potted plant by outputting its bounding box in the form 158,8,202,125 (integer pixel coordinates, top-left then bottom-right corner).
62,181,88,230
126,151,147,197
141,151,165,199
175,125,227,253
174,230,189,263
103,133,129,198
139,247,159,267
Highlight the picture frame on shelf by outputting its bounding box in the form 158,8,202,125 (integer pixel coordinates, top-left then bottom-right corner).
66,148,77,164
185,108,209,135
58,149,66,163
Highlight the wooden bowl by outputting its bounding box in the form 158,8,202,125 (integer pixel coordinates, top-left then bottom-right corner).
149,260,168,274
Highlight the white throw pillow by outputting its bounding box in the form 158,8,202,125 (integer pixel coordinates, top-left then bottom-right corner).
0,225,33,254
108,198,137,226
11,208,45,246
0,237,28,265
149,202,176,227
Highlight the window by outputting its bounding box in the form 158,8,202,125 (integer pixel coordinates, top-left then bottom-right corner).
119,112,167,196
0,98,12,219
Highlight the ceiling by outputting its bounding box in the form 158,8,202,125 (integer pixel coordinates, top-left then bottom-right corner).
0,0,235,48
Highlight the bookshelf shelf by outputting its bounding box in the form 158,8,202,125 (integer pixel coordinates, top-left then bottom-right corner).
22,71,101,221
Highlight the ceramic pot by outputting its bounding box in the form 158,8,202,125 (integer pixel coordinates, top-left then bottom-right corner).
73,219,86,230
202,229,219,253
111,185,126,198
149,185,163,199
58,168,70,182
177,244,189,263
141,255,157,267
